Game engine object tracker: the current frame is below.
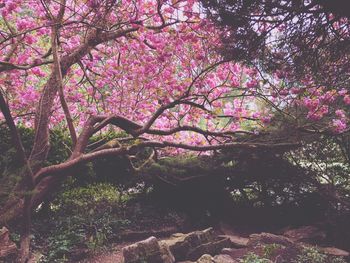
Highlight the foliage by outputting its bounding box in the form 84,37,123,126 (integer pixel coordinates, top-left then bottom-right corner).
328,257,348,263
293,247,327,263
201,0,350,89
0,125,71,171
0,126,71,206
292,246,347,263
51,183,125,213
0,125,141,206
263,243,282,259
34,183,131,262
239,253,270,263
286,135,350,209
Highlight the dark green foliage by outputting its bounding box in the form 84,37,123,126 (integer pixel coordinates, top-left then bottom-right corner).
1,126,350,261
0,125,72,171
201,0,350,90
33,183,131,262
240,253,270,263
0,126,139,206
0,126,72,207
31,182,184,262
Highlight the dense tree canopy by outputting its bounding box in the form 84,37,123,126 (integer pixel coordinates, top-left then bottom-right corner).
201,0,350,133
201,0,350,86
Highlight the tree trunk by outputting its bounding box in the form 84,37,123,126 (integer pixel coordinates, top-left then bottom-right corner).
0,27,137,224
0,90,34,262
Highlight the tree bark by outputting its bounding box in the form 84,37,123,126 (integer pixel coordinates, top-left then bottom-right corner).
0,90,34,262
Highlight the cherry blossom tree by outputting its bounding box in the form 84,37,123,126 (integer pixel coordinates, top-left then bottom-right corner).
0,0,347,261
201,0,350,134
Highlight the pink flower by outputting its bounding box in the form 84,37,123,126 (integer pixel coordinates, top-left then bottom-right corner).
335,109,346,119
223,103,234,115
261,116,271,124
303,98,319,110
307,112,322,121
332,119,347,133
246,79,258,89
338,89,348,96
291,87,301,94
344,95,350,105
31,67,46,77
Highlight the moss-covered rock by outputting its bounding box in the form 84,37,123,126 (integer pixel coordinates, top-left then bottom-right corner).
122,236,175,263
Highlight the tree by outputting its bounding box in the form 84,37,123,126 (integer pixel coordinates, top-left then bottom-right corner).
201,0,350,134
201,0,350,87
0,0,298,261
0,0,347,261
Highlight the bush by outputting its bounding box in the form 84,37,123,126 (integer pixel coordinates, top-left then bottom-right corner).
240,253,270,263
293,246,347,263
0,126,141,206
293,247,327,263
0,126,72,206
263,243,282,258
34,183,131,262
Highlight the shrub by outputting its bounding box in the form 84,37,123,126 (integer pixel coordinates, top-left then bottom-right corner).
263,243,282,258
240,253,270,263
293,246,327,263
34,183,131,262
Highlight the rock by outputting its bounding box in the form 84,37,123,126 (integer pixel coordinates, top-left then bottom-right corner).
221,248,250,260
179,254,238,263
119,227,179,242
283,226,326,243
218,235,249,248
122,236,175,263
213,254,239,263
197,254,213,263
320,247,349,257
248,232,295,247
0,227,17,259
187,237,231,261
161,228,214,261
160,242,176,263
162,228,232,261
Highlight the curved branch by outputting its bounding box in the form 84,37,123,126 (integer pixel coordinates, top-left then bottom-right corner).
34,146,127,183
0,60,53,73
147,125,256,137
136,140,301,152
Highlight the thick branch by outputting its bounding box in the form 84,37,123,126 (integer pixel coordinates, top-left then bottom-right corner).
51,8,77,146
147,126,256,137
0,60,53,73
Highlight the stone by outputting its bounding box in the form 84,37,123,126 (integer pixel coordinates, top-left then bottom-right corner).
177,254,238,263
320,247,349,257
162,228,216,261
0,227,17,259
162,228,231,261
220,248,250,260
122,236,175,263
283,226,326,243
187,237,231,261
218,235,249,248
213,254,238,263
160,242,176,263
197,254,213,263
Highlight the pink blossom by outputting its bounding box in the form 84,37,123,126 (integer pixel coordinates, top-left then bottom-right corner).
335,109,346,119
332,119,347,133
291,87,301,94
31,67,46,77
338,89,348,96
261,116,271,124
344,95,350,105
